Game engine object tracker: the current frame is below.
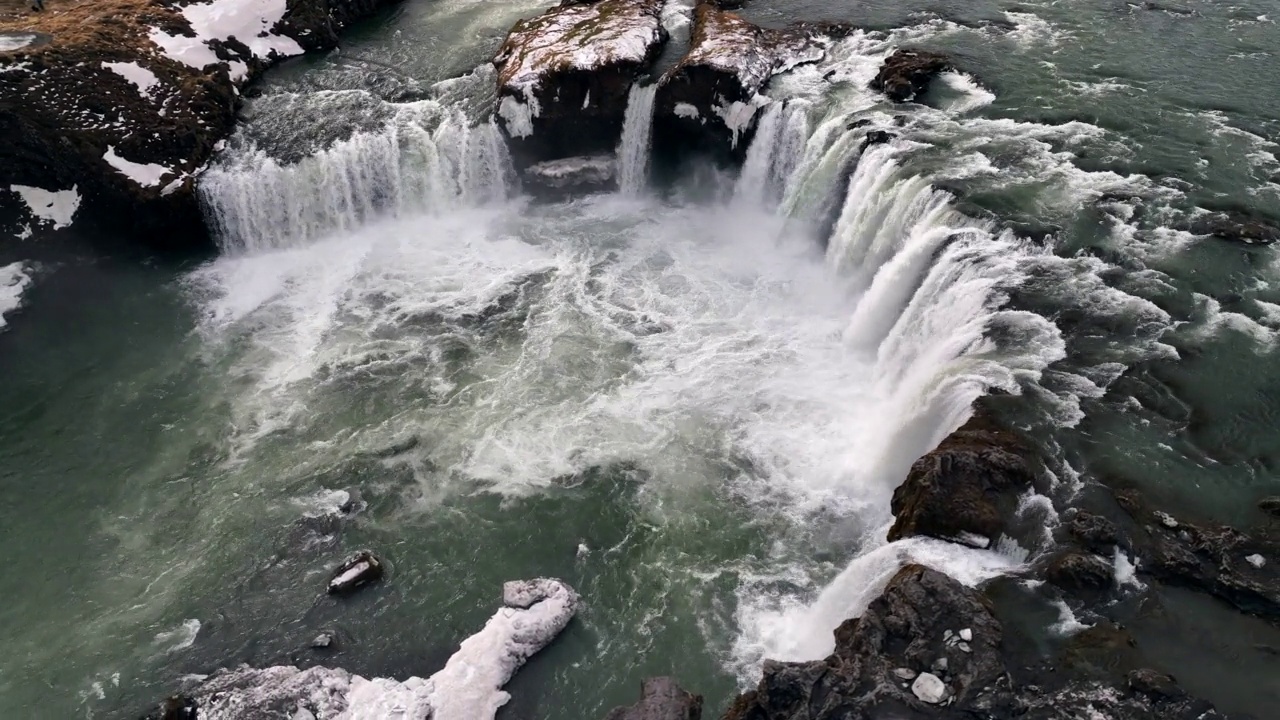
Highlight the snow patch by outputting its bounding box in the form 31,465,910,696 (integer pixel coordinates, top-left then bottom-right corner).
149,0,303,83
0,262,32,331
11,185,79,228
0,32,37,52
498,94,537,139
104,146,171,188
674,102,701,120
103,61,160,97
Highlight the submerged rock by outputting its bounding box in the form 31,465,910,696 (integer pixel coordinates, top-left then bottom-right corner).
1258,496,1280,518
653,3,846,162
604,677,703,720
492,0,668,168
1190,211,1280,245
887,409,1037,547
0,0,401,245
871,49,953,102
327,550,384,595
523,154,618,200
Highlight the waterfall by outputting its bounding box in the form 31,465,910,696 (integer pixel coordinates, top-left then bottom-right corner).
616,83,659,196
733,101,809,208
200,100,513,255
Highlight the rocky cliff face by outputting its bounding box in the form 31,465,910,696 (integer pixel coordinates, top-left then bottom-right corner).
0,0,401,248
492,0,668,170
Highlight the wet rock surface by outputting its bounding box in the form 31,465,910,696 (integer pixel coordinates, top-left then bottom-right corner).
1190,211,1280,245
871,49,953,102
141,694,198,720
887,409,1038,548
492,0,667,169
720,564,1232,720
523,154,618,201
0,0,401,247
1110,489,1280,621
605,677,703,720
327,550,384,595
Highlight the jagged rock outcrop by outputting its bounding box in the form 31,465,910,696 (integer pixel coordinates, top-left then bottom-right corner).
887,409,1038,548
871,49,952,102
0,0,402,247
141,695,198,720
721,565,1230,720
605,677,703,720
1112,489,1280,621
492,0,667,169
327,550,384,594
653,2,847,163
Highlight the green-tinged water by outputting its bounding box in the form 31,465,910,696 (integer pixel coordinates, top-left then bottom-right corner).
0,0,1278,718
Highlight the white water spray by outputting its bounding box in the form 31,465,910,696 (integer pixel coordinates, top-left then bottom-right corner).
200,100,513,254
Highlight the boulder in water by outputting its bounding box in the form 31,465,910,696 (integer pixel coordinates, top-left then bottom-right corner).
871,49,953,102
523,155,618,201
327,550,384,595
604,677,703,720
1260,496,1280,518
1044,550,1115,593
492,0,668,169
887,409,1037,548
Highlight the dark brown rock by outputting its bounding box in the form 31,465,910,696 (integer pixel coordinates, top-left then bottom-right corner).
604,677,702,720
1045,551,1115,593
1127,668,1185,700
870,49,953,103
1069,510,1122,553
0,0,402,247
887,410,1036,547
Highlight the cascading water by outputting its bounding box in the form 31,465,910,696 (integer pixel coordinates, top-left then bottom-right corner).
191,39,1065,714
200,97,513,254
616,82,660,195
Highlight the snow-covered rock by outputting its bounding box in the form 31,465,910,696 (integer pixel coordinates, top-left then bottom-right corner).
187,578,579,720
0,0,400,244
492,0,668,168
653,3,847,160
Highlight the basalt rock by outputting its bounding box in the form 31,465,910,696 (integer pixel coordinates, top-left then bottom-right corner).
1115,491,1280,621
887,409,1037,548
871,49,953,103
721,564,1231,720
0,0,403,247
492,0,668,170
605,677,703,720
1189,210,1280,245
652,2,849,165
327,550,384,595
1044,550,1115,593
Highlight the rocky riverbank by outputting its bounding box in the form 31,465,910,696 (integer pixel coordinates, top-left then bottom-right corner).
0,0,400,247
